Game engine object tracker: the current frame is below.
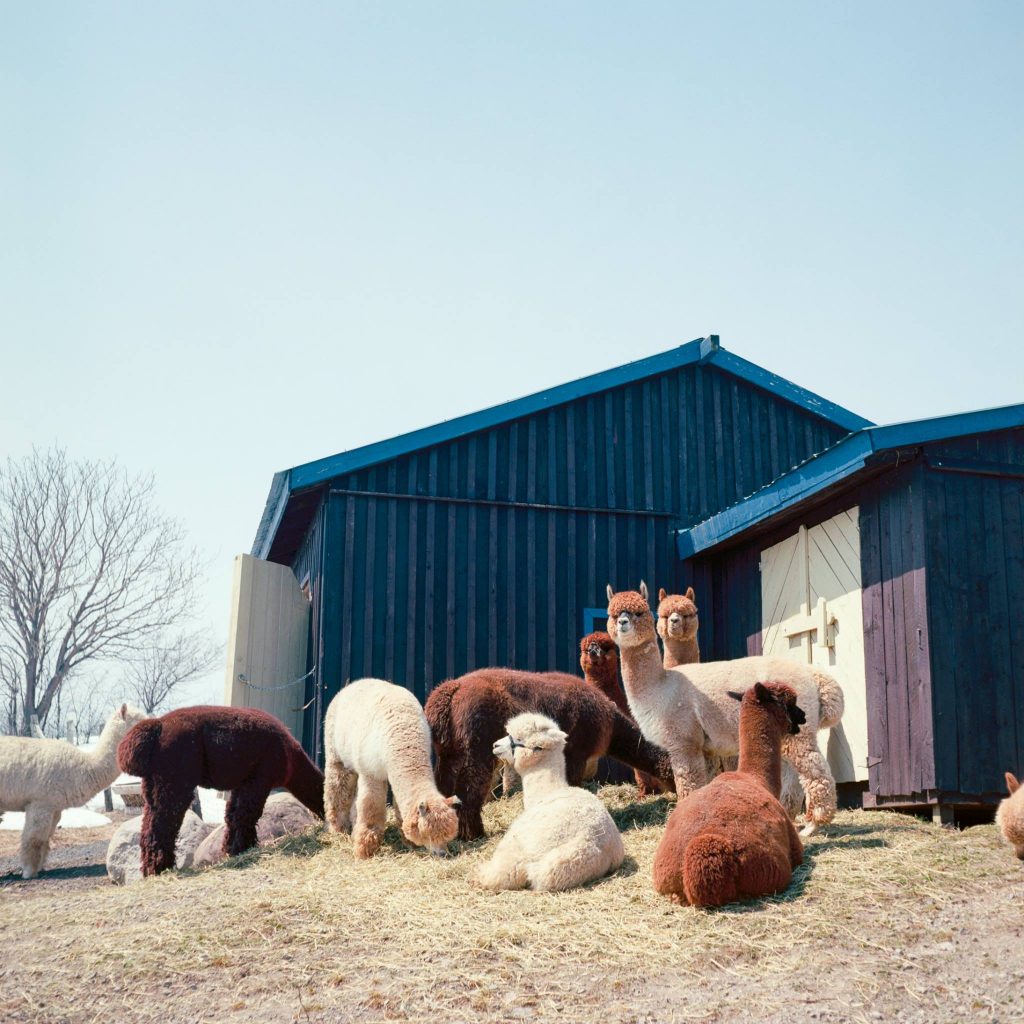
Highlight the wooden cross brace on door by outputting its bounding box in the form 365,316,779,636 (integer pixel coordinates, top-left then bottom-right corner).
780,595,837,650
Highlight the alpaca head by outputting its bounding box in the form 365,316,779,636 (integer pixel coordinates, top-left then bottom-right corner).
605,583,656,649
728,682,806,737
105,703,148,740
401,794,461,856
996,772,1024,861
656,587,699,644
493,712,567,774
579,631,618,677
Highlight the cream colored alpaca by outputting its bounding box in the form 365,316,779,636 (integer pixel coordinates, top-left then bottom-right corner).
608,584,844,837
476,712,625,892
323,678,460,859
658,586,805,820
0,703,146,878
996,772,1024,861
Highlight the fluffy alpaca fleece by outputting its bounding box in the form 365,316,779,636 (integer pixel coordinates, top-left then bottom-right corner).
426,668,675,841
477,712,624,892
656,587,700,669
0,703,146,878
996,772,1024,861
653,682,805,907
580,632,665,797
323,678,460,859
118,705,324,876
607,584,845,836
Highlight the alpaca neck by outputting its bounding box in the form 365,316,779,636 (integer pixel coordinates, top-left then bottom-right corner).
520,756,568,806
390,755,442,820
737,711,783,798
617,637,668,703
586,664,629,715
662,636,700,669
82,716,125,794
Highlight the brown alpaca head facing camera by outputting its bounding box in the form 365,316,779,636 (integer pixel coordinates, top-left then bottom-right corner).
579,631,618,677
728,681,806,735
656,587,699,643
605,582,656,649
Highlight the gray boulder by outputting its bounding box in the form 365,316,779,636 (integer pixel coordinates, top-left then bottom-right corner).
193,792,319,868
106,810,215,885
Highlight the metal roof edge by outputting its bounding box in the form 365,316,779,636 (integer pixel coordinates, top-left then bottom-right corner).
251,470,291,559
677,401,1024,559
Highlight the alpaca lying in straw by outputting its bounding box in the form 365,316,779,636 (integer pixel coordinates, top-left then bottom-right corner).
0,703,146,878
477,712,624,892
580,631,665,796
323,678,460,858
118,705,324,876
653,682,805,907
607,583,844,836
426,668,674,841
997,772,1024,861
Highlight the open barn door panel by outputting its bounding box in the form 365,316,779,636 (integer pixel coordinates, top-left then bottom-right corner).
223,554,311,744
760,509,869,783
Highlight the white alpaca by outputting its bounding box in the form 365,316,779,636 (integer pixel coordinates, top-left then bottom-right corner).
323,677,460,859
0,703,146,878
996,772,1024,861
476,712,625,892
608,584,845,837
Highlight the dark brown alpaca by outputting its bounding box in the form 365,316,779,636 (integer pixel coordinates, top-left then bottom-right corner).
425,669,675,841
117,705,324,876
652,682,805,907
579,632,666,797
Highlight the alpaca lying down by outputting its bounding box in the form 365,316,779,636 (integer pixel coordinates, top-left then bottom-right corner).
476,713,625,892
997,772,1024,861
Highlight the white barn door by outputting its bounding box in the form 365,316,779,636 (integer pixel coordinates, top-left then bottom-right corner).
223,554,311,744
761,509,868,783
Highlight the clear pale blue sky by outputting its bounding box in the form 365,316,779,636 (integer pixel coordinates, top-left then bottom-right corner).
2,3,1022,705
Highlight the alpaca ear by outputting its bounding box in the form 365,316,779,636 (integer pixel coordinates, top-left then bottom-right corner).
639,580,649,603
120,703,127,719
418,801,429,817
753,682,770,702
658,588,667,602
606,584,615,604
685,587,696,602
1007,773,1021,795
727,691,744,702
446,795,461,807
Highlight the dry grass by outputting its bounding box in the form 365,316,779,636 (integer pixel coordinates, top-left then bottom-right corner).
2,788,1022,1024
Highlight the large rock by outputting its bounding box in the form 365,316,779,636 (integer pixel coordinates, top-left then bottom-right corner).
193,792,319,868
106,810,215,885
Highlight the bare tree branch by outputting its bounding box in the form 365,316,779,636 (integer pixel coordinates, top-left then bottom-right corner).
122,630,222,715
0,447,206,734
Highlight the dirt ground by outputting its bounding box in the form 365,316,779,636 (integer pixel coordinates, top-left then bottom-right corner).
1,796,1022,1024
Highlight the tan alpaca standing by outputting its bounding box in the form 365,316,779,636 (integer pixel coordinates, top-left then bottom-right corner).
477,712,625,892
608,583,843,836
0,703,146,878
323,678,460,858
996,772,1024,860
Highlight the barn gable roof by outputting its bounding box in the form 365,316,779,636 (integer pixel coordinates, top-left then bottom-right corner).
253,336,872,560
677,402,1024,559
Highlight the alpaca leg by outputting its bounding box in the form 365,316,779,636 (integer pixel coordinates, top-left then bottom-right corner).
564,752,589,788
779,762,805,820
671,746,708,798
501,763,519,797
224,780,272,857
352,776,389,859
449,752,492,842
19,803,59,879
782,735,837,837
324,756,358,834
140,785,192,876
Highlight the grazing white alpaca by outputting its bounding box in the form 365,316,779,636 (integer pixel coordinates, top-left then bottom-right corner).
996,772,1024,861
323,678,460,859
476,712,625,892
608,583,845,837
0,703,146,878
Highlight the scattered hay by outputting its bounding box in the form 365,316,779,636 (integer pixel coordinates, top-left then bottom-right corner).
1,789,1021,1024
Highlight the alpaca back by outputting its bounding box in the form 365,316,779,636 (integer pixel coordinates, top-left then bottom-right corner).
0,736,91,811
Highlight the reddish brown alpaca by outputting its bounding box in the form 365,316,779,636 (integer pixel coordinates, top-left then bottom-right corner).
656,587,700,669
426,669,675,841
579,632,666,797
652,682,805,907
118,706,325,876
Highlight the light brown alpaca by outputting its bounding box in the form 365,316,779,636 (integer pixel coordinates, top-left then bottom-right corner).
996,772,1024,861
607,583,843,836
656,587,700,669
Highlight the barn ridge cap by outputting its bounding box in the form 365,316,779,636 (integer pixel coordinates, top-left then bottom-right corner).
252,335,872,560
677,401,1024,559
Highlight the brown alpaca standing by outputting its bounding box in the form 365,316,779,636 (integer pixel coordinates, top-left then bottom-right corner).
656,588,700,669
579,632,665,796
653,682,805,907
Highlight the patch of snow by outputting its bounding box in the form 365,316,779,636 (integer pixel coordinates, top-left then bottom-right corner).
199,788,225,825
1,807,111,830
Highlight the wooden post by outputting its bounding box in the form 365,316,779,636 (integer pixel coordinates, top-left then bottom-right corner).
103,788,113,812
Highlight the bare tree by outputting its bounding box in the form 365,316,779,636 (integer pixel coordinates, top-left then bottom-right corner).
0,448,204,735
123,629,222,715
